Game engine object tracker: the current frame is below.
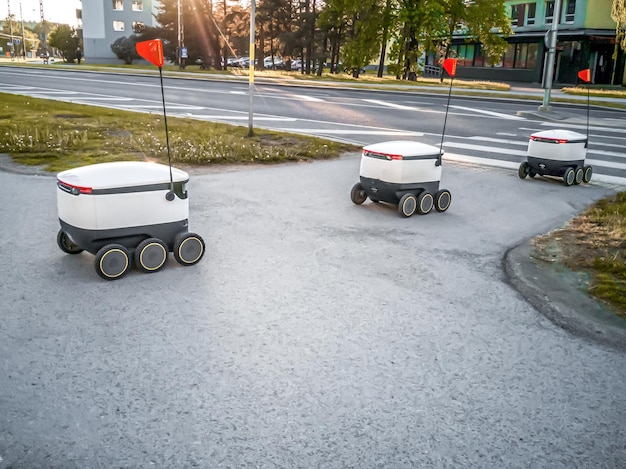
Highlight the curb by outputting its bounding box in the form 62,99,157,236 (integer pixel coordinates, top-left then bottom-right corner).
0,154,53,177
505,241,626,352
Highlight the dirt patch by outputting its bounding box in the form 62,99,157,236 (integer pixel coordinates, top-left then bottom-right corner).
531,193,626,317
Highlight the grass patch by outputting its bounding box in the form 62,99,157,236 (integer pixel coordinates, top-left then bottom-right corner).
532,191,626,317
0,92,358,172
561,86,626,99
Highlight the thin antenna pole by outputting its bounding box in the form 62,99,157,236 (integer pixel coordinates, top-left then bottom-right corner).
439,77,454,165
158,67,175,200
586,86,590,143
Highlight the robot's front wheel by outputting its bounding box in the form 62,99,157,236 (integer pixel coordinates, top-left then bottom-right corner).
435,189,452,212
417,192,434,215
563,167,576,186
57,229,83,254
350,183,368,205
398,193,417,218
135,238,168,273
174,232,206,266
583,166,593,183
518,161,530,179
574,167,584,185
95,244,131,280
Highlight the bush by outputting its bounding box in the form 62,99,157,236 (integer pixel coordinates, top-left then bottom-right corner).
111,37,139,65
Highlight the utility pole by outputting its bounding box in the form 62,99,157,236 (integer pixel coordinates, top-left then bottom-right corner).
39,0,47,60
20,2,26,59
177,0,185,69
247,0,255,137
7,0,15,59
540,0,562,111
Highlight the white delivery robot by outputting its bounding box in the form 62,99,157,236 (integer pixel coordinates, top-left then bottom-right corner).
519,129,593,186
56,161,205,280
350,140,452,217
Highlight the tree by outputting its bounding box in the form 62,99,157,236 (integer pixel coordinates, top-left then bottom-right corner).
612,0,626,50
611,0,626,84
341,0,385,77
1,15,40,58
456,0,512,64
48,24,81,63
153,0,225,68
388,0,511,81
110,36,139,64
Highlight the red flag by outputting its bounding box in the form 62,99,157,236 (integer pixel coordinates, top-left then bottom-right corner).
442,58,457,78
136,39,164,68
577,69,591,83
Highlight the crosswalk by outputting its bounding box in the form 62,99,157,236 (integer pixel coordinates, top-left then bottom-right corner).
1,82,624,186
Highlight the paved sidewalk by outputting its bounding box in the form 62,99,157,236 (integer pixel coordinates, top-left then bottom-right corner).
0,62,624,350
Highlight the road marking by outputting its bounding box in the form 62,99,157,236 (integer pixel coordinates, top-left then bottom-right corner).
125,104,205,110
443,152,519,170
586,158,626,170
297,94,325,102
443,141,527,157
588,149,626,158
449,105,525,120
362,99,420,111
70,96,134,101
589,141,626,149
190,115,296,121
531,123,626,134
443,152,626,186
467,136,528,146
279,128,423,136
28,91,80,95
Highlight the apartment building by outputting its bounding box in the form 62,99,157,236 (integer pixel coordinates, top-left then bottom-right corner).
451,0,624,85
81,0,160,63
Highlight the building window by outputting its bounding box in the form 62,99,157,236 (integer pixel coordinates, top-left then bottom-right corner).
112,0,123,11
525,43,539,68
449,44,475,67
511,4,527,27
565,0,576,22
133,21,145,33
132,1,144,12
527,3,536,25
113,21,125,31
545,0,555,24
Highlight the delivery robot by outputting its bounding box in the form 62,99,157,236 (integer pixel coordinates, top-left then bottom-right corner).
56,161,205,280
350,140,452,218
518,129,593,186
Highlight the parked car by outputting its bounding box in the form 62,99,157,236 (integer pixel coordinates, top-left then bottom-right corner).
264,56,284,69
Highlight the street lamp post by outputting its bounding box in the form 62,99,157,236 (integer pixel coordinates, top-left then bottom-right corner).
540,0,562,112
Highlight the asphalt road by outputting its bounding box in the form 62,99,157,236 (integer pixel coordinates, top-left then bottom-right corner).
1,155,625,468
1,65,625,184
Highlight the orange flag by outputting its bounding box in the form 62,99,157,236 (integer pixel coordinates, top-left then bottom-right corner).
136,39,164,68
443,58,458,78
577,69,591,83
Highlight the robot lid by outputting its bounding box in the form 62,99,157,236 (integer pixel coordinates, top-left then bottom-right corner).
529,129,587,144
57,161,189,191
363,140,443,160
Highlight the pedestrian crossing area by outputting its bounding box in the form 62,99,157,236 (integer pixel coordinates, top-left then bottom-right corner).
1,82,624,186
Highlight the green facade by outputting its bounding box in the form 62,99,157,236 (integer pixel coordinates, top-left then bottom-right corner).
452,0,622,85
